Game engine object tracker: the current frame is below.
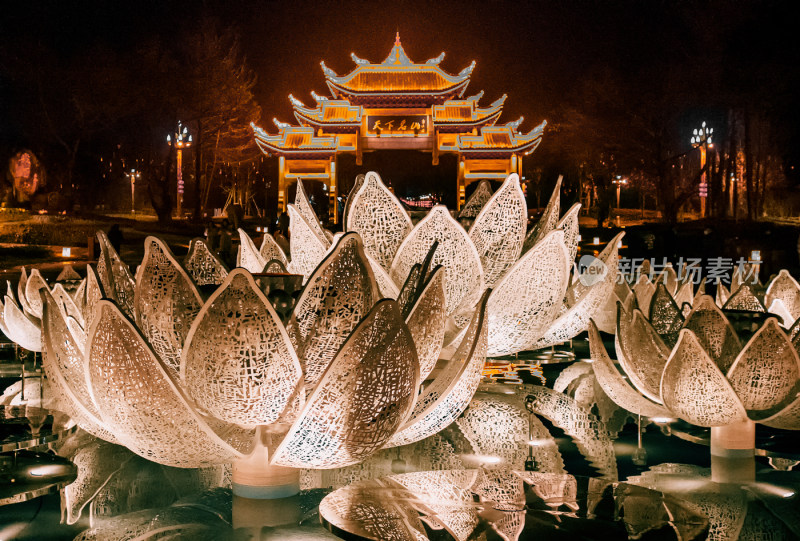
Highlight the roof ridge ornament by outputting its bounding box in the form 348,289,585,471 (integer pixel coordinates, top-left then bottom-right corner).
350,52,370,66
273,118,291,130
320,61,338,79
491,94,508,108
288,94,305,109
425,52,445,65
505,116,523,131
383,32,413,65
310,91,328,103
529,119,547,136
466,90,484,102
458,60,476,77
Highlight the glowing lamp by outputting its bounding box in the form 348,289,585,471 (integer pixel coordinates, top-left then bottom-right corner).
61,247,71,257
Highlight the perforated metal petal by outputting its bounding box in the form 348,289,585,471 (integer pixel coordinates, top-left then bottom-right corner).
86,300,245,467
556,202,582,265
682,295,741,373
287,204,329,280
181,269,303,426
3,294,41,352
272,300,419,468
391,205,484,316
615,306,670,403
259,232,289,268
23,268,49,319
458,180,493,219
722,284,765,312
346,171,413,271
468,173,527,287
522,175,562,253
660,329,748,427
183,238,228,286
96,230,136,318
765,269,800,323
133,237,204,374
405,266,447,381
236,228,267,273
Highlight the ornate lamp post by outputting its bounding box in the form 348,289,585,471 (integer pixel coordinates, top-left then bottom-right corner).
125,169,140,214
691,122,713,218
167,122,192,218
612,175,627,210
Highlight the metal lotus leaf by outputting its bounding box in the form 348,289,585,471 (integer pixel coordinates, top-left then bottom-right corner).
236,228,267,274
468,173,527,287
181,269,303,426
458,179,492,219
184,238,228,286
766,269,800,323
391,205,484,316
346,170,413,271
96,230,136,318
134,237,204,374
259,231,289,268
522,175,562,253
272,299,419,468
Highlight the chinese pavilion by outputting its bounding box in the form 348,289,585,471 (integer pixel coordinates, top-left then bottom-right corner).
252,33,546,222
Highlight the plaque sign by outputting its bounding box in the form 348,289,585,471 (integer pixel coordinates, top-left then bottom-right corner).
366,115,428,135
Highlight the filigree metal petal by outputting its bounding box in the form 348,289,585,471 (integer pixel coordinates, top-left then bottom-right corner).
236,228,267,273
405,266,447,381
272,300,419,468
294,179,329,245
533,232,624,349
633,275,656,316
96,230,136,318
86,300,244,467
468,173,527,287
760,395,800,430
386,290,489,447
765,269,800,322
660,329,748,427
346,171,413,271
3,294,41,352
183,238,228,286
722,284,765,312
342,173,366,227
287,204,329,280
556,202,582,265
522,175,562,253
133,237,204,374
23,268,49,319
181,269,303,426
726,318,800,419
52,283,84,330
289,232,379,388
391,205,484,315
259,232,289,268
83,265,104,336
486,230,570,356
458,179,493,219
682,295,741,372
615,306,670,403
588,321,672,418
649,282,684,346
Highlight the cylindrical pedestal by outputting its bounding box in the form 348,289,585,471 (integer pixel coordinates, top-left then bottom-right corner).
710,420,755,484
232,438,300,499
233,493,302,529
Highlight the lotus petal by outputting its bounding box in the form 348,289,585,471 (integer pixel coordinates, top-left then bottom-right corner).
342,173,366,227
96,230,136,318
556,202,582,265
716,283,730,307
405,266,447,381
615,306,671,403
259,232,289,268
71,277,87,314
486,230,570,356
760,394,800,430
368,252,400,299
86,300,246,467
289,232,379,388
391,205,484,315
595,279,632,334
386,290,489,447
767,298,794,328
722,284,765,312
588,321,672,418
24,268,49,319
766,269,800,322
84,265,104,334
468,173,527,287
633,275,656,316
182,269,303,426
522,175,562,253
673,280,694,312
183,238,228,286
657,264,679,296
660,329,748,427
3,294,41,351
272,300,419,468
133,237,204,374
40,292,115,442
649,282,684,346
682,295,741,372
16,267,32,316
52,283,84,329
397,264,423,315
236,228,267,273
287,204,329,280
263,259,288,273
0,296,11,339
346,171,413,271
294,179,328,245
533,232,624,349
458,179,493,219
726,318,800,419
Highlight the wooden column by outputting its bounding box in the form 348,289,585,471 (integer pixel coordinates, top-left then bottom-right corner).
457,157,466,210
329,157,338,224
278,156,287,212
432,129,439,166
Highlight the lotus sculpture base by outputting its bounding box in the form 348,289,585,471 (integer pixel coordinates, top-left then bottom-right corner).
233,493,302,529
232,442,300,499
710,419,756,484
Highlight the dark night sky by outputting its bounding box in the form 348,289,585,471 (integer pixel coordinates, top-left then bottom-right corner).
2,0,800,179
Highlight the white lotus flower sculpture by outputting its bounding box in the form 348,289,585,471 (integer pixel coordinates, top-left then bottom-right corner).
588,283,800,462
14,230,490,499
280,172,622,357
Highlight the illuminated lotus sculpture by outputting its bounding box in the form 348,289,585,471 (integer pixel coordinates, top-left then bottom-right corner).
19,230,490,498
588,289,800,466
275,171,623,357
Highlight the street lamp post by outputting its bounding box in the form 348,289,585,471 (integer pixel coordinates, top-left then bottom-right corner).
125,169,141,214
612,175,628,210
167,121,192,218
691,121,713,218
